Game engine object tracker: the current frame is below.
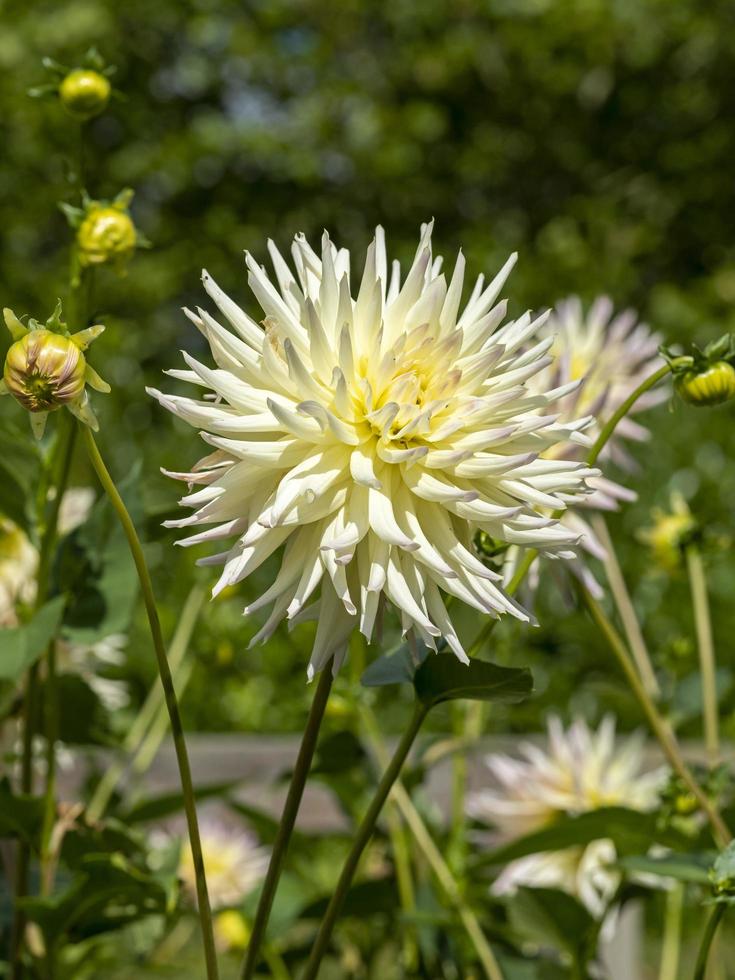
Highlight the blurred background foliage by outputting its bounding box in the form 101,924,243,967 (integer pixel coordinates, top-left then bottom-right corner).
2,0,735,740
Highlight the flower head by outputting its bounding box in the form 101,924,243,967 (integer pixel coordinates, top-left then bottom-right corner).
178,821,267,911
1,303,109,438
502,297,665,598
468,716,664,916
150,224,598,676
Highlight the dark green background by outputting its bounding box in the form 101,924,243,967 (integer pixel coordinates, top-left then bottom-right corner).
2,0,735,737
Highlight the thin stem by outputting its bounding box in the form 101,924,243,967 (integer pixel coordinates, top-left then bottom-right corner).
591,514,660,699
579,585,730,848
301,703,430,980
587,363,671,467
240,665,334,980
657,883,683,980
384,802,419,971
693,904,726,980
86,584,205,822
360,705,504,980
79,424,219,980
686,544,719,767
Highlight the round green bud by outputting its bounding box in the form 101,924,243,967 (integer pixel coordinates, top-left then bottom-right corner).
675,361,735,407
77,206,136,267
3,330,86,413
59,69,111,121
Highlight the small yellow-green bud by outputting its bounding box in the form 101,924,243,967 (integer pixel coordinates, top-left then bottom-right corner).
3,330,86,413
638,493,697,571
77,205,136,267
674,361,735,407
59,69,111,120
213,911,250,952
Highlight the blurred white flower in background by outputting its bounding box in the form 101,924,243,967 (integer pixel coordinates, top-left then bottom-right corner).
178,820,267,911
0,516,38,625
467,716,664,918
151,223,599,676
504,296,665,597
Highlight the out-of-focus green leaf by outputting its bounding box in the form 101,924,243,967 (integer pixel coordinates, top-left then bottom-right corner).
0,596,65,682
473,807,688,870
122,780,240,823
0,779,45,848
507,887,595,962
617,851,713,884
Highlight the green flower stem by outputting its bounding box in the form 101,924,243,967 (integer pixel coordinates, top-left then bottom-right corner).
586,362,672,467
301,703,430,980
686,543,719,767
360,704,504,980
86,584,206,822
384,800,419,971
591,514,660,699
694,904,726,980
657,882,683,980
579,584,731,849
79,424,219,980
240,664,334,980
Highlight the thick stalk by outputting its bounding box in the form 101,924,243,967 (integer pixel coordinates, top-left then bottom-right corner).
361,705,504,980
686,544,719,767
591,514,659,698
301,704,430,980
579,585,730,848
86,584,205,821
657,883,683,980
693,905,726,980
240,665,334,980
79,424,219,980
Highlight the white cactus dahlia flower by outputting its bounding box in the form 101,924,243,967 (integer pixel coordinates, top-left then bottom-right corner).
150,223,598,677
468,717,664,918
506,296,665,597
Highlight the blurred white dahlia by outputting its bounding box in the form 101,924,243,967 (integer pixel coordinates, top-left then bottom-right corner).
178,820,267,911
468,716,664,918
505,296,665,597
150,223,598,677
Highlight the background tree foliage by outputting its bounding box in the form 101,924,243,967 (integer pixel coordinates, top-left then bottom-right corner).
2,0,735,737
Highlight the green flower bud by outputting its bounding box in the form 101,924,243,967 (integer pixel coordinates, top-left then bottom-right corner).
77,204,137,268
674,361,735,407
4,330,86,412
1,304,110,439
59,69,111,120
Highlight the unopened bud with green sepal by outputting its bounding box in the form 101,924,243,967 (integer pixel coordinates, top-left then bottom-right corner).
61,189,148,276
1,302,110,439
662,334,735,407
28,48,116,122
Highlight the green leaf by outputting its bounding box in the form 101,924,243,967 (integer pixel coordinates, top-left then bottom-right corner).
360,644,419,688
413,654,533,707
0,779,45,848
53,673,109,745
508,886,595,961
473,808,687,870
617,852,713,885
0,596,66,682
122,780,240,823
20,852,168,945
